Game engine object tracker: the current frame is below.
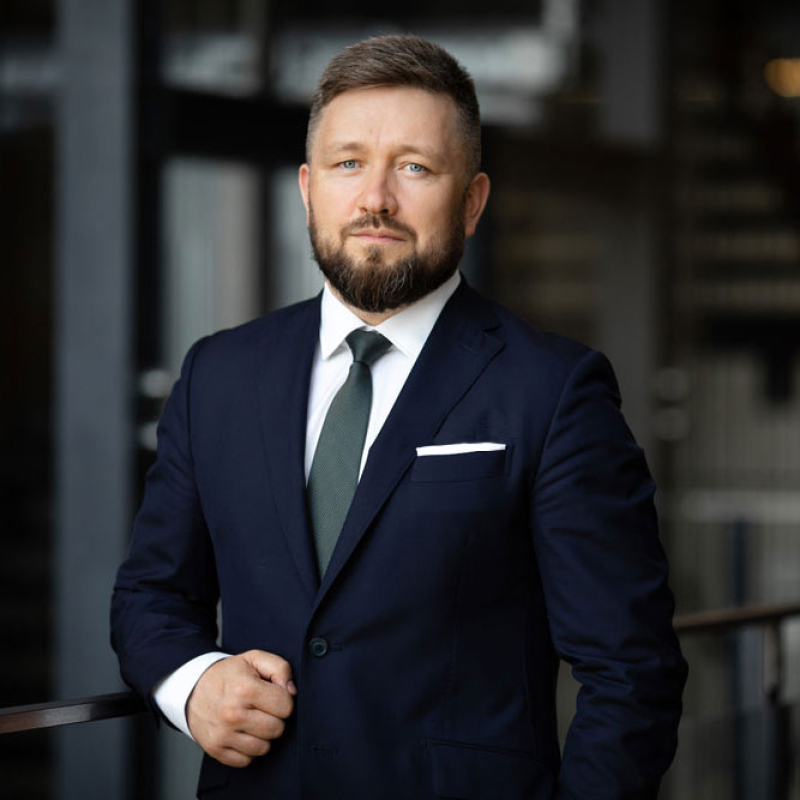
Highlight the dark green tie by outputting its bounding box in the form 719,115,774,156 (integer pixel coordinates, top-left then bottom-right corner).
308,330,392,577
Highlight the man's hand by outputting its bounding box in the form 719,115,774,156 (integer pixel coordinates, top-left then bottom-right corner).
187,650,297,767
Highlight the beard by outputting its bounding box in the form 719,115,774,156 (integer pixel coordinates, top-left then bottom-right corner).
308,203,466,314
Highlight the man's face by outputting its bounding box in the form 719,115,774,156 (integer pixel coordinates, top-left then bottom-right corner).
298,86,490,314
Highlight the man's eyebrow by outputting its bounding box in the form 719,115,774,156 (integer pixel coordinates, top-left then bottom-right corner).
322,142,446,162
325,142,366,155
399,144,445,162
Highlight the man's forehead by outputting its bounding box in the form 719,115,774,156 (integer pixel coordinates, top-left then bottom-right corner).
313,87,460,147
319,86,458,123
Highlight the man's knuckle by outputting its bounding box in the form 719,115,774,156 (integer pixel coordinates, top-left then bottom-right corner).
206,729,223,748
266,718,285,739
220,705,243,726
232,681,253,703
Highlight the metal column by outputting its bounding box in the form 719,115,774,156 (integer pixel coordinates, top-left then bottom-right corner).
55,0,133,797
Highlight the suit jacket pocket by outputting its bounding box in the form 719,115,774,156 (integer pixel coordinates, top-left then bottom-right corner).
426,738,556,800
410,447,509,483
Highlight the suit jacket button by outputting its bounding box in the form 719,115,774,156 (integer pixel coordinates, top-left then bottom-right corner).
308,637,329,657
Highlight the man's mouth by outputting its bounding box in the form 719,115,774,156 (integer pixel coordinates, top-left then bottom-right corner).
342,215,416,244
350,230,406,244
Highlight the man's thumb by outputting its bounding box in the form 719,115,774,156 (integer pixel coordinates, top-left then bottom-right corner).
242,649,297,695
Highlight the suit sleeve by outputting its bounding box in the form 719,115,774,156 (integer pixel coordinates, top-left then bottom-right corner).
530,349,687,800
111,338,221,705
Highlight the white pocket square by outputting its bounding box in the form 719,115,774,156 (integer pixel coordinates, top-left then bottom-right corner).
415,442,506,456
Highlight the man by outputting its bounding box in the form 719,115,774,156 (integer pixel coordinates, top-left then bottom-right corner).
112,34,687,799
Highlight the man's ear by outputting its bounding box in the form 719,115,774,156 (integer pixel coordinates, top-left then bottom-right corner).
298,163,311,226
463,172,491,238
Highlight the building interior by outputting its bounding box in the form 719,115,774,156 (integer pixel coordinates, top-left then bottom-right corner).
2,0,800,796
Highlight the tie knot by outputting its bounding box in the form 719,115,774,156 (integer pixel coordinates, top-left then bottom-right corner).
346,330,392,367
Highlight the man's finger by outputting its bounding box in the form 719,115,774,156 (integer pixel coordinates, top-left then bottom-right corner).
242,649,297,695
245,678,295,720
216,747,254,769
228,731,273,758
236,708,287,741
242,649,297,692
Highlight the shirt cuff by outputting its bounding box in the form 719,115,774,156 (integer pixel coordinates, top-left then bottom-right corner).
152,651,230,739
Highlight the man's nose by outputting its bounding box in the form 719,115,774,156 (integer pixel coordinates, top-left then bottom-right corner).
357,167,398,216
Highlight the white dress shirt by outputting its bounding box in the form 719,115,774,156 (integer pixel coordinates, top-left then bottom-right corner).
154,271,461,738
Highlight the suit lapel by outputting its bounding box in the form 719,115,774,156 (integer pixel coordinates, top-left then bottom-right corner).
253,298,321,601
313,281,504,609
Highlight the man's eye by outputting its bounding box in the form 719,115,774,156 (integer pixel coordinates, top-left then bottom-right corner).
406,163,427,174
340,160,358,169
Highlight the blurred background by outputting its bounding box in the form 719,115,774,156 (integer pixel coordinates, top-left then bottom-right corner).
2,0,800,797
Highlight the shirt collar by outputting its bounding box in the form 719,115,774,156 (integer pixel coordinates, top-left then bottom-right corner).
319,270,461,360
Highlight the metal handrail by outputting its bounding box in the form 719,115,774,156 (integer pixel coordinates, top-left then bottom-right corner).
1,601,799,735
0,691,146,735
674,600,800,634
675,600,800,707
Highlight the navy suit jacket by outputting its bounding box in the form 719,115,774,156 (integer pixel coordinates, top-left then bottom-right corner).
111,278,687,799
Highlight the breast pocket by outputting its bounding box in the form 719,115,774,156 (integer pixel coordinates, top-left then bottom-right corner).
409,447,510,483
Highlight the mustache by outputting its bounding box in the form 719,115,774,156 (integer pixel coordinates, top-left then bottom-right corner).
342,215,416,239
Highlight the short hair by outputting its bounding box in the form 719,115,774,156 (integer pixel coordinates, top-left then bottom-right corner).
306,34,481,177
